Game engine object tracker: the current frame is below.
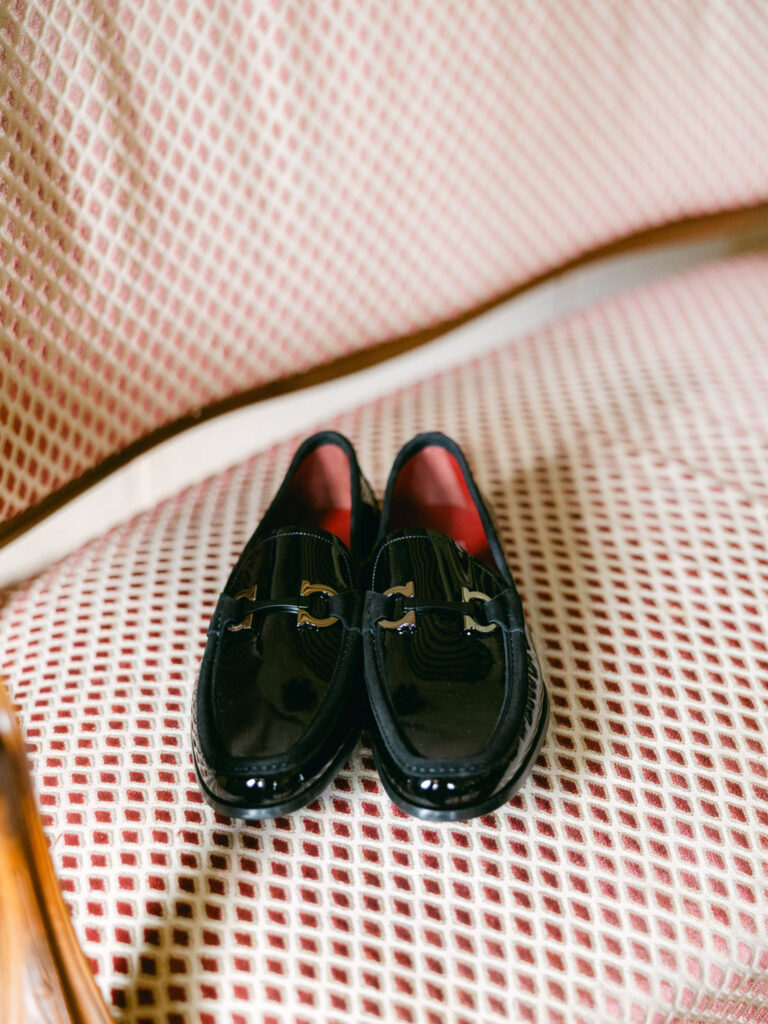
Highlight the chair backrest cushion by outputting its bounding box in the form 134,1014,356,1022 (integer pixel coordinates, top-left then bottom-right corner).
3,1,768,529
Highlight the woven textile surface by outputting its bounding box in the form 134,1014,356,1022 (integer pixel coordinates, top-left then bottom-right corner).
3,1,768,529
4,253,768,1022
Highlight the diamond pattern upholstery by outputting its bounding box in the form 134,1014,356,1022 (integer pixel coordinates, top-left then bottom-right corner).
3,1,768,528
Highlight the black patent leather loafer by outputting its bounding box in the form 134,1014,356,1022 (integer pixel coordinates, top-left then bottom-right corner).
193,431,378,819
363,432,548,821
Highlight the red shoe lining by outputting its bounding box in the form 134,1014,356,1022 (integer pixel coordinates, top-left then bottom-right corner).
272,444,352,548
389,446,494,566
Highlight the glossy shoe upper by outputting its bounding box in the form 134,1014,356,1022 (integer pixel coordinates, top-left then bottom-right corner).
194,431,378,818
363,432,548,820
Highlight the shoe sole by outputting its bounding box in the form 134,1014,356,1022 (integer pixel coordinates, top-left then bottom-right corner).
372,688,550,823
193,727,360,821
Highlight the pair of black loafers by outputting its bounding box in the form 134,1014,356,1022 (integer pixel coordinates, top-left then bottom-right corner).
193,431,549,822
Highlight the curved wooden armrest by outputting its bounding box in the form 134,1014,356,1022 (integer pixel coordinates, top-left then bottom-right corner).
0,679,113,1024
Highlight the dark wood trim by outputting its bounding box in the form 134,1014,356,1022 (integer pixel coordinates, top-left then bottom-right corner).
2,202,767,550
0,679,114,1023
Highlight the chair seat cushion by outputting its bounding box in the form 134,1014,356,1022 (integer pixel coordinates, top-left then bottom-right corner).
3,254,768,1022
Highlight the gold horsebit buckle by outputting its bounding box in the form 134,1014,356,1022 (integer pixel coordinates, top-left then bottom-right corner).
226,581,497,633
227,581,340,632
296,581,339,628
379,581,497,633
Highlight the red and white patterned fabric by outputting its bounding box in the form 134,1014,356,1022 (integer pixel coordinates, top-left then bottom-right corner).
3,0,768,529
3,253,768,1022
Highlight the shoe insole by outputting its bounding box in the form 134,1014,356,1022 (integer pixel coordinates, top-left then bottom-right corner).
388,446,494,567
271,443,352,548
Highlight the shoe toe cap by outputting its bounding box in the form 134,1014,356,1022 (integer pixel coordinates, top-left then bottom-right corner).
401,770,499,814
212,767,306,807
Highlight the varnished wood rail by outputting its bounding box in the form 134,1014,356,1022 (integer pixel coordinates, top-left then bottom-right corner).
0,679,113,1024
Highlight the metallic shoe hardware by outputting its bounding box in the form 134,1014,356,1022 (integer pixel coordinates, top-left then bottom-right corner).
379,580,416,630
461,587,497,633
228,584,259,631
297,580,339,628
